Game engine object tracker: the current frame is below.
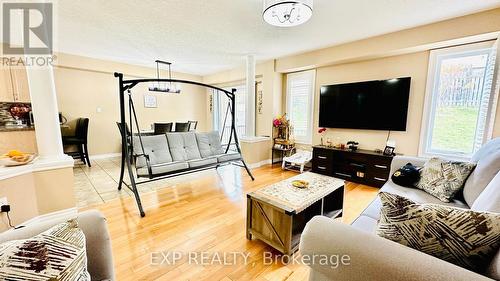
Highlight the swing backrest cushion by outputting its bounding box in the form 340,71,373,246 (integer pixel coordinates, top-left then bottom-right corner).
166,132,202,161
195,131,224,158
133,135,173,167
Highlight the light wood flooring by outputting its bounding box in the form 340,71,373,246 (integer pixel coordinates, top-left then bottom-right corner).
79,161,378,281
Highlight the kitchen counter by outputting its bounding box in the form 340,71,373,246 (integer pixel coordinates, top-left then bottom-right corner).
0,125,35,132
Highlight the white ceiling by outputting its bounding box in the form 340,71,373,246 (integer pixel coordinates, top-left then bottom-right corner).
55,0,500,76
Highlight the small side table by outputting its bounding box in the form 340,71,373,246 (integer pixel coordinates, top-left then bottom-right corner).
272,145,295,165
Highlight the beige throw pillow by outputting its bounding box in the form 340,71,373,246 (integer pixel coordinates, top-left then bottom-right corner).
415,157,475,202
0,219,90,280
377,192,500,273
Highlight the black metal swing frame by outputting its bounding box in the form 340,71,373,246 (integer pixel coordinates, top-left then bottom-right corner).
114,72,255,217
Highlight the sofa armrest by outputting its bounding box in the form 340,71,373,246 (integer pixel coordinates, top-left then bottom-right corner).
390,155,428,175
0,210,115,281
299,216,490,281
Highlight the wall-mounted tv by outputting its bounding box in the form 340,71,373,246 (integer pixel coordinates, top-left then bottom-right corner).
319,77,411,131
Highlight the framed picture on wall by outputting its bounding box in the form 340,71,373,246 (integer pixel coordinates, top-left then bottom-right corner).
144,94,157,108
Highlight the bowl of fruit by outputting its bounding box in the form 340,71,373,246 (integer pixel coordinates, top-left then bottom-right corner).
0,150,36,167
291,179,309,189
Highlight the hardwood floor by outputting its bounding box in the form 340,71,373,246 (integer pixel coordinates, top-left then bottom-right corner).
81,164,378,281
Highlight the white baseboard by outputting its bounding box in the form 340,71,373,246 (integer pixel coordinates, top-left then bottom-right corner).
89,153,121,160
18,207,78,228
248,159,272,169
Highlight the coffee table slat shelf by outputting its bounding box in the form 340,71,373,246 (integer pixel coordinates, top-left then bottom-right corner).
246,172,344,255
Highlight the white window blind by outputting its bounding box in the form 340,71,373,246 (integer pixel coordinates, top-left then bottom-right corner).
420,41,499,159
286,70,315,144
212,84,247,145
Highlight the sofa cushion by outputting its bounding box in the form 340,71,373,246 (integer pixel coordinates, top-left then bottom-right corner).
188,157,218,168
415,157,476,202
133,135,172,167
377,192,500,274
360,183,469,222
166,132,202,161
0,219,90,280
463,151,500,206
381,181,468,208
471,171,500,213
195,131,224,158
351,215,378,233
136,161,189,176
217,152,241,163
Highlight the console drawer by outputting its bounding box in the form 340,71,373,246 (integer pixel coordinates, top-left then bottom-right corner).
312,163,332,175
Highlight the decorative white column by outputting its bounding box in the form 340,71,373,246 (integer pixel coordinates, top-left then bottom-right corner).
26,66,72,164
245,54,256,137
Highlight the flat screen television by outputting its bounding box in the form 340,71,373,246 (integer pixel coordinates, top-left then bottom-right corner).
319,77,411,131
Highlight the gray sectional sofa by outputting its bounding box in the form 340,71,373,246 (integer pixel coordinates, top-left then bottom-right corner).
300,138,500,281
133,131,245,178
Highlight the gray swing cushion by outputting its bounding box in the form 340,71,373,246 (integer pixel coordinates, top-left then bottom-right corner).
133,135,173,168
195,131,224,157
188,157,218,168
166,132,202,161
217,152,241,163
136,162,189,177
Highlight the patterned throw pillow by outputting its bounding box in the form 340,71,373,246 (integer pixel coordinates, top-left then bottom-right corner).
377,192,500,273
415,157,476,202
0,219,90,280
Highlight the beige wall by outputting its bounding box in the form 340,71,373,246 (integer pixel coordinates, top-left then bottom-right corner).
53,54,208,155
206,8,500,158
203,60,283,138
240,139,272,165
0,167,75,231
311,51,430,155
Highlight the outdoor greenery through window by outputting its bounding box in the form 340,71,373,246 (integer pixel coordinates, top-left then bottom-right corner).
422,42,498,158
286,70,315,144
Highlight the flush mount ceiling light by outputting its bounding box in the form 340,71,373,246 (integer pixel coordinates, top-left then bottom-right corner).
263,0,313,27
149,60,181,93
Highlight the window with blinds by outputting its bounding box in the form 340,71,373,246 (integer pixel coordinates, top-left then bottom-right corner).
420,40,499,159
212,84,246,145
286,70,315,144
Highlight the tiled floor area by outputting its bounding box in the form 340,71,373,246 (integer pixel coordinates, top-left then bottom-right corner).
74,157,219,207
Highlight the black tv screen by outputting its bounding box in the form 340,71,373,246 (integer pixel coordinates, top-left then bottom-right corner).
319,77,411,131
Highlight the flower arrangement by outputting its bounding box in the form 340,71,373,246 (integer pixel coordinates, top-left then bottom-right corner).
273,114,289,128
318,127,327,146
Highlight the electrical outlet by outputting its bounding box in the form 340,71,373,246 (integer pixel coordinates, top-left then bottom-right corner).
0,197,7,206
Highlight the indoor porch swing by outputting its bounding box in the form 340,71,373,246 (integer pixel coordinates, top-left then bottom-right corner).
114,69,254,217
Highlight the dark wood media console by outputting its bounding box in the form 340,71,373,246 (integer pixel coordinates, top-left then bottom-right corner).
312,145,395,187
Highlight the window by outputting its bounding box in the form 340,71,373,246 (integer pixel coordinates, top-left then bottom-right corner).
420,41,499,159
286,70,315,144
212,84,246,144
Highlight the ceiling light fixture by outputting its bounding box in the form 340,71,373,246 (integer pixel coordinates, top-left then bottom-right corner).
149,60,181,93
262,0,313,27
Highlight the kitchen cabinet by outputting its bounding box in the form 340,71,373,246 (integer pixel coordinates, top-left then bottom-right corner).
0,66,30,102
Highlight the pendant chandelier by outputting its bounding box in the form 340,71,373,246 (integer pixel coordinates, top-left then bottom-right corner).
149,60,181,93
262,0,313,27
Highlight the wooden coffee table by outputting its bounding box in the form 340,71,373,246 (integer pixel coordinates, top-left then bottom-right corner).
246,172,344,255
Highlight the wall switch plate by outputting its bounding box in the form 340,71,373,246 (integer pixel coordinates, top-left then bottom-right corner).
0,197,8,206
96,107,102,113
